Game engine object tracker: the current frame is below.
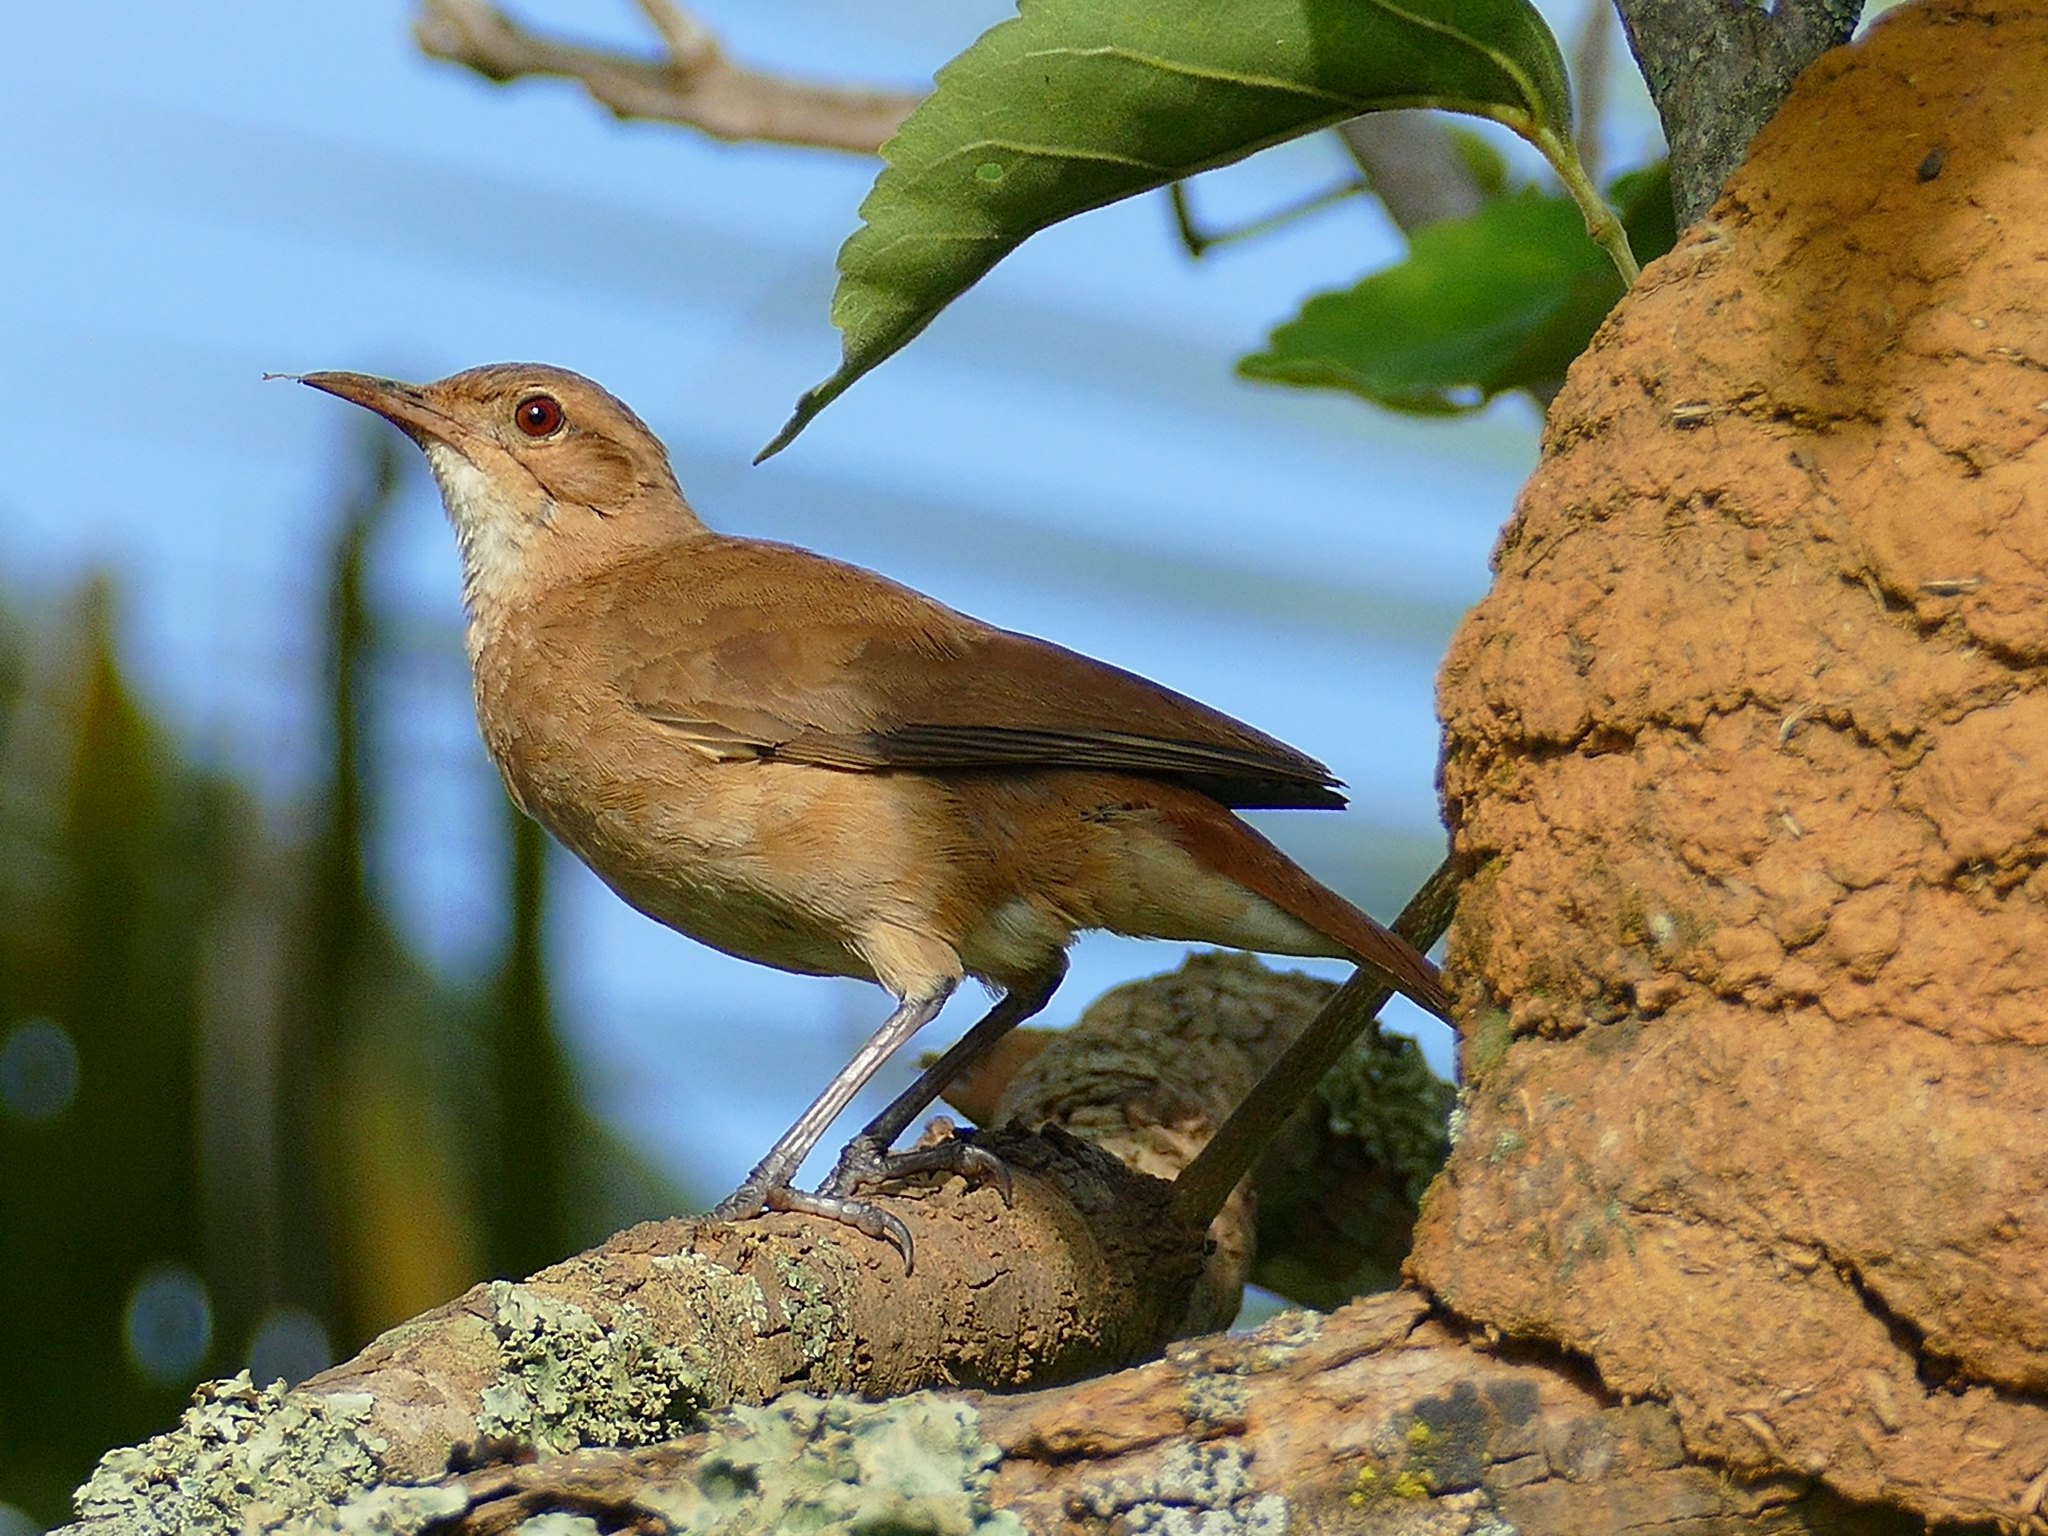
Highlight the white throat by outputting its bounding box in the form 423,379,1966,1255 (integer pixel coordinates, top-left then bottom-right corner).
424,441,541,623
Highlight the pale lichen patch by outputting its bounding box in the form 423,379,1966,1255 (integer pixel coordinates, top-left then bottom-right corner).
1181,1368,1250,1432
772,1249,852,1373
650,1249,770,1335
290,1480,469,1535
1237,1306,1323,1373
635,1393,1021,1535
475,1281,704,1453
69,1373,388,1535
1074,1440,1288,1535
504,1516,601,1536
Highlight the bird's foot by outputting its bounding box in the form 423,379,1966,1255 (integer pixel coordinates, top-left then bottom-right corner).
821,1122,1013,1208
764,1185,917,1272
707,1176,918,1273
703,1124,1010,1275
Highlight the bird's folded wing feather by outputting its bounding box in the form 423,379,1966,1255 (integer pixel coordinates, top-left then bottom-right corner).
589,538,1347,811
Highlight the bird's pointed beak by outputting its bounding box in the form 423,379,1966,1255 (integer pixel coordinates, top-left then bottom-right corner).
293,371,463,449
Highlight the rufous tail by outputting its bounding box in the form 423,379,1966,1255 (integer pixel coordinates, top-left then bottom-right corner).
1157,798,1453,1022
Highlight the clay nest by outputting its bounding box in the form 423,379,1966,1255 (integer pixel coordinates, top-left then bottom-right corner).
1417,0,2048,1523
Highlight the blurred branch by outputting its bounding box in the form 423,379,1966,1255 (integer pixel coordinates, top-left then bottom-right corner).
1334,113,1490,232
1572,0,1616,187
630,0,714,74
412,0,920,154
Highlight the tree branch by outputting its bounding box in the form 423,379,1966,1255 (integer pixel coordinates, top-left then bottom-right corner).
410,0,920,154
1611,0,1863,225
414,2,1508,240
105,1297,1891,1536
1571,0,1616,188
61,954,1441,1532
945,949,1455,1315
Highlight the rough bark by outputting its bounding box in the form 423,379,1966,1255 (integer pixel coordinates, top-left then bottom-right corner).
263,1296,1911,1536
60,955,1448,1534
1421,0,2048,1526
1612,0,1863,226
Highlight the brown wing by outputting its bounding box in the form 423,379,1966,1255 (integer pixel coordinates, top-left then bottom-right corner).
586,536,1346,811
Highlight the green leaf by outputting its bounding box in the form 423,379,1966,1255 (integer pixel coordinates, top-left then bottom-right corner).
1238,161,1675,414
760,0,1575,458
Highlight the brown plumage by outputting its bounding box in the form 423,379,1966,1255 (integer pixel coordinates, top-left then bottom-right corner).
298,362,1450,1263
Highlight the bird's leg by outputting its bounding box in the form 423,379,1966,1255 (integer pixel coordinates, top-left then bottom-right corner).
822,956,1068,1203
710,982,955,1263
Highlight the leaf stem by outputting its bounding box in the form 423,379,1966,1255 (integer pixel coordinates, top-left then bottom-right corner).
1537,126,1640,285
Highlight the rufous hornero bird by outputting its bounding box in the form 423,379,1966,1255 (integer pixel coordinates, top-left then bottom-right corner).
295,364,1451,1268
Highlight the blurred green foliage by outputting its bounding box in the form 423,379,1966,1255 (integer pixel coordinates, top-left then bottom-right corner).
0,439,681,1528
1240,163,1678,412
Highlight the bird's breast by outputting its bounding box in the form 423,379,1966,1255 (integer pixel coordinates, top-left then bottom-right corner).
462,620,965,982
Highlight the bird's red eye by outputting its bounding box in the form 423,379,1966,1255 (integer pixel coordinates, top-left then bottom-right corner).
514,394,565,437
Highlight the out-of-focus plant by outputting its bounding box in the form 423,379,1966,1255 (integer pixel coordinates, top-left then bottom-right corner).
0,438,683,1527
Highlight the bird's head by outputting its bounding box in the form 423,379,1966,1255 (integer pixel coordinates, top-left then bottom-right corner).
296,363,700,613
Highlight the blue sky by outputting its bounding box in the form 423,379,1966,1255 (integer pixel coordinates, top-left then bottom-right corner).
4,2,1658,1196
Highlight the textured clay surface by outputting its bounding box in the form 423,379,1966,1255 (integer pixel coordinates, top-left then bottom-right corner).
1411,0,2048,1525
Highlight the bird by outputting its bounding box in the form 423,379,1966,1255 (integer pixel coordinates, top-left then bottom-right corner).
295,363,1451,1266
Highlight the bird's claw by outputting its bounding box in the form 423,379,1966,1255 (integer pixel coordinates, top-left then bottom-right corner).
822,1131,1013,1208
706,1175,916,1272
762,1185,916,1273
704,1127,1015,1276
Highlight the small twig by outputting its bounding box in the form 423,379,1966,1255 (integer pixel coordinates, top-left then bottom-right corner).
1171,857,1462,1229
1169,176,1373,259
412,0,921,155
632,0,715,74
1176,109,1497,263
